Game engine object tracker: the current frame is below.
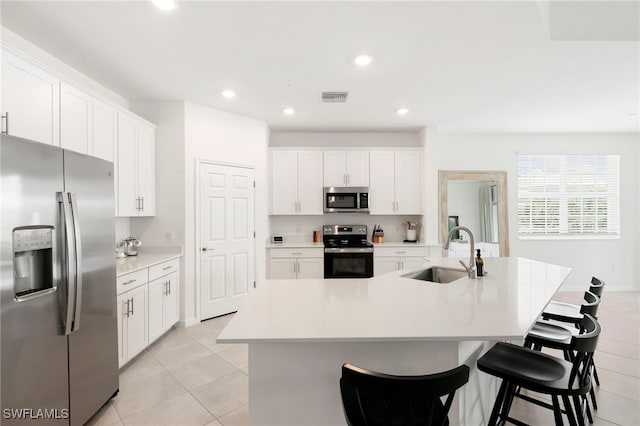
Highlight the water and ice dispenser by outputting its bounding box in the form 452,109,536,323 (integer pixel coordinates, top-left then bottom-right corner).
13,226,55,300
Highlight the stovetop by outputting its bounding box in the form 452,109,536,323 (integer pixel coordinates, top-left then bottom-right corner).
322,225,373,248
324,238,374,248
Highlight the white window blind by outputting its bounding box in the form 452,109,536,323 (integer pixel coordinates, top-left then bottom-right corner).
517,154,620,239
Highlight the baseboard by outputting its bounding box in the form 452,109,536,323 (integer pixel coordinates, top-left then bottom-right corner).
178,317,200,328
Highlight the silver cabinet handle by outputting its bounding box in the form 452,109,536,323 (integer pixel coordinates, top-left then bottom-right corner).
1,112,8,134
123,279,136,285
291,252,303,255
130,297,134,316
168,279,171,295
163,281,168,296
162,266,172,270
347,174,350,185
124,300,130,318
395,251,406,254
141,197,144,212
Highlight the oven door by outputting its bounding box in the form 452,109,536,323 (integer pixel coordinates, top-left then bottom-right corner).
324,248,374,279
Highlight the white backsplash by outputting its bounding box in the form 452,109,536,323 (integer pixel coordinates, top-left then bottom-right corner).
269,215,424,243
115,218,131,244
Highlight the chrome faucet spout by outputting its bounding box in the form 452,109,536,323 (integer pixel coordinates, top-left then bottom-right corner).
444,226,476,278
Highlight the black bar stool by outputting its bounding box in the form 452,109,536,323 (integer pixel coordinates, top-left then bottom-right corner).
340,363,470,426
478,314,601,426
542,277,605,324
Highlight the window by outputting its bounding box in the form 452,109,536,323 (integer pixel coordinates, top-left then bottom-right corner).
517,154,620,239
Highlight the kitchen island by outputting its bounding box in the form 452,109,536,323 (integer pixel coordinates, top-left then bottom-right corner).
218,257,571,425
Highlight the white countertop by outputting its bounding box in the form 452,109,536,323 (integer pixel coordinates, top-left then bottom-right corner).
267,242,325,249
116,246,183,276
372,241,430,247
218,257,571,343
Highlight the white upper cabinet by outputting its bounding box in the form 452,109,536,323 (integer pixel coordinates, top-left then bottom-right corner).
117,112,156,217
60,82,92,154
91,98,117,162
369,150,421,215
369,151,396,215
394,151,421,214
323,151,369,187
271,150,323,215
136,122,156,217
1,52,59,146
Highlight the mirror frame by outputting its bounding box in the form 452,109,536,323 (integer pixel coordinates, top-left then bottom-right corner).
438,170,510,256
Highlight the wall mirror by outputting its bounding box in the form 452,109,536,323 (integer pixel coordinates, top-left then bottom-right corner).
439,171,509,256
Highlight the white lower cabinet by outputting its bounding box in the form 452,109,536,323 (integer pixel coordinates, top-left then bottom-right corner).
374,246,428,276
148,270,180,344
269,248,324,279
117,257,181,368
117,284,148,368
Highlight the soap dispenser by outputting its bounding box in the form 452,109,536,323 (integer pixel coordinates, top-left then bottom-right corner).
475,249,484,277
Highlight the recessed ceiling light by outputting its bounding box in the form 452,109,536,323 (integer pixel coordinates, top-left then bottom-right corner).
283,107,295,115
354,53,373,67
152,0,178,11
396,108,409,115
221,90,236,99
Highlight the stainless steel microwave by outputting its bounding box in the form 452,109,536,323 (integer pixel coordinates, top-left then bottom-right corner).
323,187,369,213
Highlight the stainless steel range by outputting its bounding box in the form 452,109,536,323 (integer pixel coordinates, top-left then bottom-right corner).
323,225,374,279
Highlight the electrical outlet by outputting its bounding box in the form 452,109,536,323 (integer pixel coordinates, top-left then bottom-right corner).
165,231,175,243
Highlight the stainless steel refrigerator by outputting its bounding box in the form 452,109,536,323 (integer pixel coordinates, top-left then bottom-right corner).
1,135,119,425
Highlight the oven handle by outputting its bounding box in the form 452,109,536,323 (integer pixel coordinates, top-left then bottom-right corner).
324,247,374,254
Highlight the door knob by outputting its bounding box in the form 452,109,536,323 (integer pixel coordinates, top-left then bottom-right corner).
202,247,213,252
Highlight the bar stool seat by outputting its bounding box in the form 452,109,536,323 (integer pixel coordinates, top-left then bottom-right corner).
478,314,600,426
542,277,605,324
527,321,578,348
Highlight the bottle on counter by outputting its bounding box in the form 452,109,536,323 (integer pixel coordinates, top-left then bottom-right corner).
475,248,484,277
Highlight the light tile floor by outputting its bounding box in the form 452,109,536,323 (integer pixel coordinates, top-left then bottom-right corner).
88,291,639,425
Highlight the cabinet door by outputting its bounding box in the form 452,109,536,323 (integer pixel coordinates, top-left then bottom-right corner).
323,151,347,187
117,112,138,216
374,257,399,276
164,271,180,329
60,82,92,154
297,258,324,279
91,98,117,162
136,122,156,216
116,294,127,368
269,258,297,279
1,52,59,146
125,285,148,361
369,151,396,215
271,151,298,215
400,257,425,272
346,151,369,187
147,277,165,344
394,151,421,214
297,150,323,214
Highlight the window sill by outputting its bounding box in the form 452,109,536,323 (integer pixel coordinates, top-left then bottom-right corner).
518,235,620,241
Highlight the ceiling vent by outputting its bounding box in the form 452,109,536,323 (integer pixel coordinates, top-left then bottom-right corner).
322,92,348,103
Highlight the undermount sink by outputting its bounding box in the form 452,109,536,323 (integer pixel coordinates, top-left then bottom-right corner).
402,266,467,284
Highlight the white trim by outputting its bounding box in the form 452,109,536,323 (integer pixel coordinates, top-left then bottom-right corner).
194,158,257,323
178,317,200,328
519,234,620,241
269,147,422,151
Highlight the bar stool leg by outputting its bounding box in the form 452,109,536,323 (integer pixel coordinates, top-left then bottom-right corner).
552,395,564,426
562,395,578,426
489,380,509,426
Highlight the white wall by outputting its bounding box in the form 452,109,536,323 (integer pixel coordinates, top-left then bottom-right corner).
270,131,421,148
422,131,640,291
184,102,269,325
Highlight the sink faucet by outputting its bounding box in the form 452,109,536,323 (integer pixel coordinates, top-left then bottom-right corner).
443,226,476,279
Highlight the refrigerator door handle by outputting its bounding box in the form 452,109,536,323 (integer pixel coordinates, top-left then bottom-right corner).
69,192,83,332
59,191,77,336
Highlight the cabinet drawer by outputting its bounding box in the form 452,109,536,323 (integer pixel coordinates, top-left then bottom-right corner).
269,248,324,259
149,258,180,281
374,246,428,258
117,269,148,295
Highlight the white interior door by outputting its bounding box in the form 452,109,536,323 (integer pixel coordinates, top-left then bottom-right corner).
200,163,255,320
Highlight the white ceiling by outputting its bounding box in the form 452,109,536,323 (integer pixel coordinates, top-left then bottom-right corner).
2,1,638,133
